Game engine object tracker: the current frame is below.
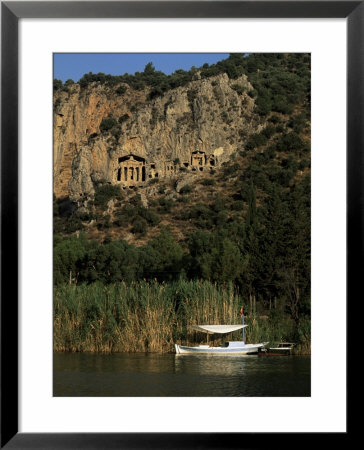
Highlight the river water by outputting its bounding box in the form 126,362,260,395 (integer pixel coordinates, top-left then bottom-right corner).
54,352,310,397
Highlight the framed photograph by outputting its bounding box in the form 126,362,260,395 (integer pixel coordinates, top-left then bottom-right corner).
2,1,356,448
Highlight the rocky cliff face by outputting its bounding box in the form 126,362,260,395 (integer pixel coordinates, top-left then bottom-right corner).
53,73,259,204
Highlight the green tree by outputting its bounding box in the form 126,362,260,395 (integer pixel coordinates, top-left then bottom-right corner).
79,240,141,284
141,228,184,281
240,183,260,299
54,234,89,284
256,184,286,306
53,79,63,91
211,238,243,283
278,180,311,323
144,62,155,74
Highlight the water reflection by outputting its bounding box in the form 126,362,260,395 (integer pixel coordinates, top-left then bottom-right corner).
174,354,249,376
54,352,310,397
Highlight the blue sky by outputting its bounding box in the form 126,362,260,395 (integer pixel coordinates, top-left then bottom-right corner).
53,53,231,82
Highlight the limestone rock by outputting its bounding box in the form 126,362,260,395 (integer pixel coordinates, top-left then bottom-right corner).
175,173,197,193
53,73,257,204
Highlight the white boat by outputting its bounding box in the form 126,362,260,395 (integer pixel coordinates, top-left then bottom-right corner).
174,324,267,355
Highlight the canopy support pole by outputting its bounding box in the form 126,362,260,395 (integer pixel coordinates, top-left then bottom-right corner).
241,310,245,344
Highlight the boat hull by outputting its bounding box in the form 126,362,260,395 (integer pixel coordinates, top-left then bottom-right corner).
175,343,265,355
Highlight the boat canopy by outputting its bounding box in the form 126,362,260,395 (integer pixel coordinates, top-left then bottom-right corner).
189,324,247,335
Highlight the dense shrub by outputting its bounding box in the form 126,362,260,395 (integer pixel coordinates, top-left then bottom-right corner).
179,185,192,194
231,83,246,95
116,85,127,95
131,217,148,235
221,163,241,178
118,114,129,124
99,117,117,132
268,115,281,124
113,196,160,229
158,198,174,213
94,184,122,209
245,133,268,150
53,79,63,91
201,179,215,186
261,124,276,139
277,132,305,152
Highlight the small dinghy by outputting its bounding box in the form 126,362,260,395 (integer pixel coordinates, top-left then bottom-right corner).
258,342,295,356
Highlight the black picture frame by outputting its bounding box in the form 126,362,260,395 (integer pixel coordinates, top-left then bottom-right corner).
1,1,356,448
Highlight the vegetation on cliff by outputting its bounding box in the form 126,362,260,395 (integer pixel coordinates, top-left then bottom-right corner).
54,53,311,352
54,53,310,117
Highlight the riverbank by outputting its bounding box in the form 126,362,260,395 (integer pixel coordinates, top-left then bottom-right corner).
54,280,310,354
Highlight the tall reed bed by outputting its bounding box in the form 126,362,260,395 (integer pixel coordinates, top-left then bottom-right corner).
54,280,308,353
